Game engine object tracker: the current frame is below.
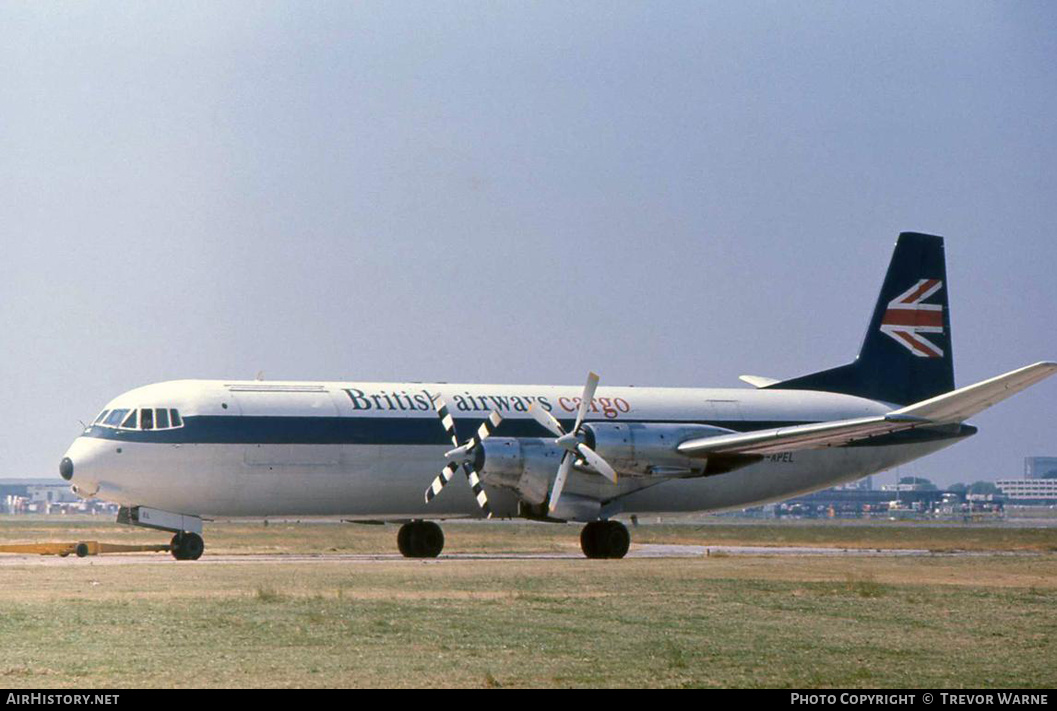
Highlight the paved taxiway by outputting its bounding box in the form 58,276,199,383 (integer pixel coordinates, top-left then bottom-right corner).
0,543,1040,565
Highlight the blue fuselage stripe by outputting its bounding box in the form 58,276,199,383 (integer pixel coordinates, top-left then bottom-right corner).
80,415,974,447
83,416,754,445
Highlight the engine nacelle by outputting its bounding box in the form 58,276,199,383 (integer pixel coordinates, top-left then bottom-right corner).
582,422,733,476
473,437,563,505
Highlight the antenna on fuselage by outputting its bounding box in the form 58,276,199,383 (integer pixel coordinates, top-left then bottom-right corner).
256,371,265,381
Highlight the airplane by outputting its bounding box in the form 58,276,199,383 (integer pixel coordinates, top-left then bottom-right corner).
58,232,1056,560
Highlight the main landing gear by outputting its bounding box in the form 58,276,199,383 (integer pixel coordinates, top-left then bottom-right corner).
397,521,444,558
580,520,630,559
393,520,629,559
170,531,205,561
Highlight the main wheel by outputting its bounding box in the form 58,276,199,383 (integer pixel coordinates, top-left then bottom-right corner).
580,521,605,559
170,531,205,561
410,521,444,558
580,520,630,559
397,523,414,557
599,520,630,559
397,522,444,558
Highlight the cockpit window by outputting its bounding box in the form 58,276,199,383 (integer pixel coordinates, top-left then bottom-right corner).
103,409,129,427
96,406,183,430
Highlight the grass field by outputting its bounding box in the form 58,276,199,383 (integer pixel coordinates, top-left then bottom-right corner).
1,518,1055,688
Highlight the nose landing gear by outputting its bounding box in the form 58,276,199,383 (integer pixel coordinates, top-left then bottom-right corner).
580,520,630,559
396,521,444,558
117,506,205,561
170,531,205,561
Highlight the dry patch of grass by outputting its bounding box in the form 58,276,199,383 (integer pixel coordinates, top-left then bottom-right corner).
0,554,1054,688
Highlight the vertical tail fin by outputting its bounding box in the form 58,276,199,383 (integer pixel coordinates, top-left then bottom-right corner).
768,232,955,405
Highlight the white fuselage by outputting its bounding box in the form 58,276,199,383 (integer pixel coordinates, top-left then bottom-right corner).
61,379,970,521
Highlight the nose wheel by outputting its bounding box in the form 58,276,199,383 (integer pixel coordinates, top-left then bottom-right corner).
397,521,444,558
170,531,205,561
580,520,630,559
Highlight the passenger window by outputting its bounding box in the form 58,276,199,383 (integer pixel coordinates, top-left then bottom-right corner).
141,408,154,430
121,410,138,429
155,408,170,429
170,409,183,428
94,410,110,424
104,409,129,427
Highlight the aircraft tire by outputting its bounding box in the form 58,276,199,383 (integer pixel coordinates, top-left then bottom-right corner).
170,531,204,561
398,522,444,558
397,523,414,557
580,522,604,559
410,521,444,558
581,521,630,559
600,521,630,559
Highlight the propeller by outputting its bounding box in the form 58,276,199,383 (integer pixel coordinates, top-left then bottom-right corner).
424,394,503,518
528,371,618,514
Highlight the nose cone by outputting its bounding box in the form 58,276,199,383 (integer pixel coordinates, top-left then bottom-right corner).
61,436,114,499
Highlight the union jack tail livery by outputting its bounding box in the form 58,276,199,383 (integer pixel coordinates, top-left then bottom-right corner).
768,232,955,405
880,278,945,358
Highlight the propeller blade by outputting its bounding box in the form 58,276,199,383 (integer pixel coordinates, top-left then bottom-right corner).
426,395,500,517
528,403,565,437
470,411,503,447
431,395,460,448
576,443,618,484
461,463,492,519
425,462,460,503
548,452,575,514
574,371,600,433
446,411,503,459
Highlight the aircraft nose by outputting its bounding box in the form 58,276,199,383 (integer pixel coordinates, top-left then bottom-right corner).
60,437,111,498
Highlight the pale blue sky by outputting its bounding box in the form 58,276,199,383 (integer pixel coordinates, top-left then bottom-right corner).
1,2,1054,486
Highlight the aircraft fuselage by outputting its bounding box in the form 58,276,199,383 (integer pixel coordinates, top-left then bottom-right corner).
61,378,973,521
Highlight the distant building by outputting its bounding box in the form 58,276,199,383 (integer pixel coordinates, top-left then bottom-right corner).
997,478,1057,505
27,484,80,506
835,476,873,491
0,478,113,515
0,479,61,503
777,484,943,518
1024,457,1057,480
880,483,931,492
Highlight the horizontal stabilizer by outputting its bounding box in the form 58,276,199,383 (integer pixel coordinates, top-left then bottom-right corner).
892,361,1057,424
679,361,1057,459
739,375,780,388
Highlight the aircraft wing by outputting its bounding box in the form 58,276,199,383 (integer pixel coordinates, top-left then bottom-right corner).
739,375,780,388
676,413,927,457
678,361,1057,458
